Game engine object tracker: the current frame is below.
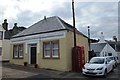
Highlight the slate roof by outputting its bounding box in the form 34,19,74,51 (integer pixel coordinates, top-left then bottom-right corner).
105,40,116,50
116,41,120,52
3,27,26,39
9,26,26,36
4,30,12,39
12,16,87,38
91,43,106,53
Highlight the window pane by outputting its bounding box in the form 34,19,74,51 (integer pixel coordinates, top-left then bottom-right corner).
52,49,58,57
14,45,18,58
108,53,112,56
53,42,58,49
44,43,50,58
44,50,50,57
44,43,50,49
52,41,59,58
19,45,23,58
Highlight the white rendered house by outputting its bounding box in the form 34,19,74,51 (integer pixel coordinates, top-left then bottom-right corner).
91,32,117,57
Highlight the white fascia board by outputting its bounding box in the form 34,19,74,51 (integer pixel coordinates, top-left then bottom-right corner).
40,30,66,40
11,30,67,43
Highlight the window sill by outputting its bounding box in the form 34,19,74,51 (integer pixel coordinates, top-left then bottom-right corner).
52,57,60,59
43,57,60,59
13,58,24,59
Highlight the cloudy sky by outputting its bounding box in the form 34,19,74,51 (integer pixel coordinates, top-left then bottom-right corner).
0,0,119,40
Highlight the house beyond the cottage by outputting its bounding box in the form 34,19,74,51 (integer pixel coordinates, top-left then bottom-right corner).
10,16,88,71
0,19,26,62
91,32,117,57
0,19,11,62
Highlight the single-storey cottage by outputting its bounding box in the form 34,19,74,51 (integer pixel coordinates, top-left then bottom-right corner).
10,16,88,71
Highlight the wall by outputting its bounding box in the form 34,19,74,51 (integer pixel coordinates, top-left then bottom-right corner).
0,40,2,61
117,52,120,63
0,25,4,61
100,43,117,57
38,38,68,71
2,40,10,61
66,31,88,71
10,43,27,65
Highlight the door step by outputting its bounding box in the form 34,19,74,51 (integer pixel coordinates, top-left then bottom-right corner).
27,64,38,68
28,64,35,67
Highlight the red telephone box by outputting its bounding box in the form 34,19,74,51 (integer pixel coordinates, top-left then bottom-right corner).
72,46,85,72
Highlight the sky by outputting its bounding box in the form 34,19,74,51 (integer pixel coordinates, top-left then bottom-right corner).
0,0,119,40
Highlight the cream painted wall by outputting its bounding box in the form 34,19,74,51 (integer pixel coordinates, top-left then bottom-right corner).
38,38,68,71
65,31,88,71
10,43,26,65
76,33,88,63
2,40,10,61
37,31,88,71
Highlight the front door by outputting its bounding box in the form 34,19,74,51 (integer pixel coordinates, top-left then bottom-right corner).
31,47,36,64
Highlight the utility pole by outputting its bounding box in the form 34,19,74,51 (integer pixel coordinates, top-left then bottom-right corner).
88,26,91,51
72,0,76,47
88,26,91,60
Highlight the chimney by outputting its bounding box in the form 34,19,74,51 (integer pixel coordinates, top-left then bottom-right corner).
44,16,46,20
14,23,17,27
2,19,8,30
113,36,117,42
98,32,106,43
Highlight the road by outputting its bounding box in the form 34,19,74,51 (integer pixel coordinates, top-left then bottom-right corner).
1,63,120,80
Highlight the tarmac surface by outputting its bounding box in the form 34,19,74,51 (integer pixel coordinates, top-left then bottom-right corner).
1,62,120,80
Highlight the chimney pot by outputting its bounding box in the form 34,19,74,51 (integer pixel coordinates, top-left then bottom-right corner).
101,32,103,34
14,23,17,26
2,19,8,30
4,19,7,22
44,16,46,20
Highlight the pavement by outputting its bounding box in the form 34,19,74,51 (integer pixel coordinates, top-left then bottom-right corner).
2,63,62,78
1,62,120,80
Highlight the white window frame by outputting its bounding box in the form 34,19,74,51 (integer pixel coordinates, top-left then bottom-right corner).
14,45,19,58
43,41,59,59
19,45,23,58
13,44,23,59
44,42,51,58
52,42,59,58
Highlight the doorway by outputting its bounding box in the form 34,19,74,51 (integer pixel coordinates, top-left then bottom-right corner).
28,44,37,64
30,47,36,64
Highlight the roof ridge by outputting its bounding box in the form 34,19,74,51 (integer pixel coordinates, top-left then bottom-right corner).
56,16,65,29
